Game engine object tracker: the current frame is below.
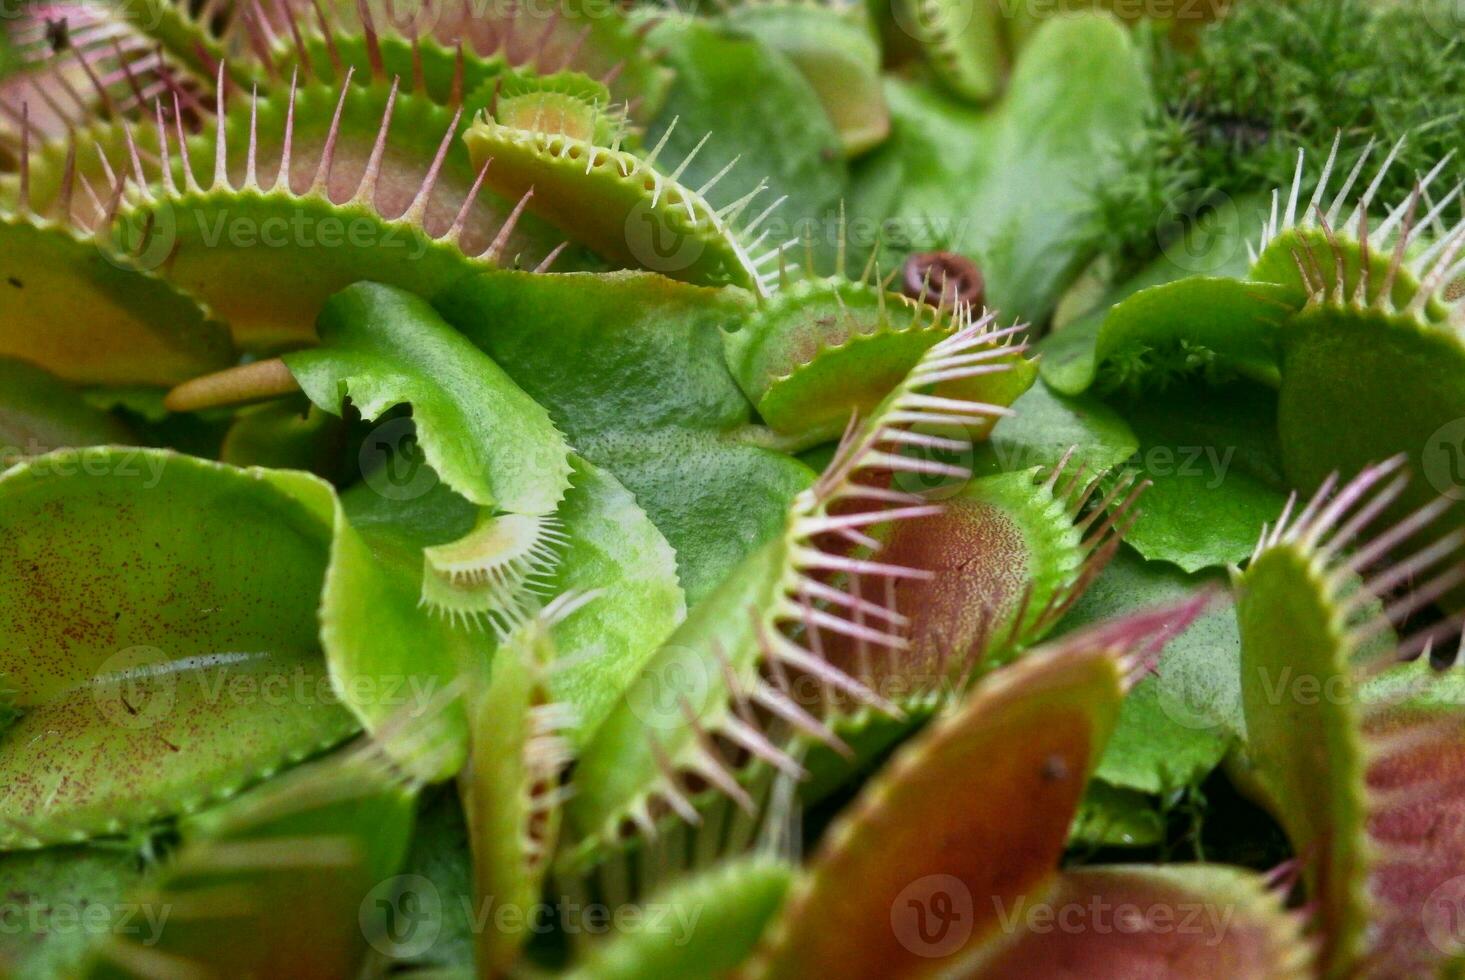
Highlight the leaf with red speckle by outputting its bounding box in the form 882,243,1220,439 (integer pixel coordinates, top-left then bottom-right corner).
0,448,356,850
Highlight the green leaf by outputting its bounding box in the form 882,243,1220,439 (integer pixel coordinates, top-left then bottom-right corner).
645,18,849,269
78,744,417,978
1068,781,1165,849
543,458,686,745
718,2,888,156
434,270,813,602
1056,546,1240,795
849,14,1151,324
0,845,146,979
320,474,483,781
971,379,1138,478
389,791,477,973
1112,383,1289,571
0,359,134,470
0,449,357,849
563,857,794,980
286,283,572,515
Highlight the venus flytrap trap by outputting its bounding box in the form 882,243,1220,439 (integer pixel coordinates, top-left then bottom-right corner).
5,2,1465,976
1232,461,1465,978
722,263,1036,445
0,448,356,849
742,594,1317,979
565,313,1029,854
103,67,564,349
0,122,237,386
236,0,671,121
457,596,579,974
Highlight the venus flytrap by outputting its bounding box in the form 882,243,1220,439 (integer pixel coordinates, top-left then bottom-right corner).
458,596,580,974
463,77,791,294
237,0,671,122
722,265,1036,445
102,68,559,349
286,282,575,632
794,452,1143,802
0,448,356,849
4,3,1465,976
1233,460,1465,977
743,594,1316,979
566,312,1028,852
78,733,421,979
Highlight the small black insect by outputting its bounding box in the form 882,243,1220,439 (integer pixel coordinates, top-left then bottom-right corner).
44,17,70,53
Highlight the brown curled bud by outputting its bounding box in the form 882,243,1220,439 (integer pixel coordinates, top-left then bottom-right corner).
900,251,985,310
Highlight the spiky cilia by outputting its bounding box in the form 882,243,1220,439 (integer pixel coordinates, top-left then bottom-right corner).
1236,458,1465,977
566,309,1029,851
